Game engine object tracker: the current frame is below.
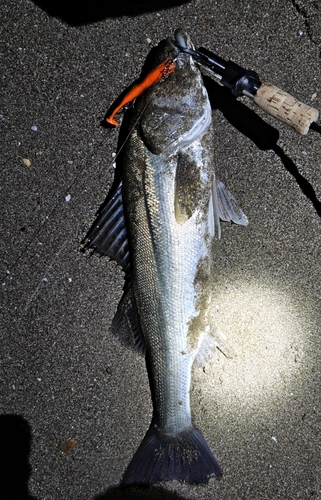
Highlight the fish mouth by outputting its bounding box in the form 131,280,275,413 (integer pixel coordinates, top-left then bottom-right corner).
173,29,195,51
172,29,195,67
157,30,194,66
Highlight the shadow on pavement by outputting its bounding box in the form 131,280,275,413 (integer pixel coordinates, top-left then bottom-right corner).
31,0,190,25
204,76,321,218
95,484,188,500
0,414,38,500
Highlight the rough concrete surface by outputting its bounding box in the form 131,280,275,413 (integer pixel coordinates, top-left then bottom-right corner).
1,0,320,498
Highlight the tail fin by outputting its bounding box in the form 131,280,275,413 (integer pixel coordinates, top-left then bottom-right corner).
122,424,222,486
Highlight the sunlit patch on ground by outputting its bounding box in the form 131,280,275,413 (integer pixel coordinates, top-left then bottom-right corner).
195,278,308,413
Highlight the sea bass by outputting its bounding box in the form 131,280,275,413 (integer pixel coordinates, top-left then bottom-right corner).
86,29,247,485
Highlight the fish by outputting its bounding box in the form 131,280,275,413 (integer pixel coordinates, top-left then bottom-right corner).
86,28,248,486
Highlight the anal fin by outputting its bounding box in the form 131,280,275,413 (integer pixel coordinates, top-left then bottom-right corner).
193,329,228,368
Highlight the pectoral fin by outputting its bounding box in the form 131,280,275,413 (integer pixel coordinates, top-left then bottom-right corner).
174,151,202,224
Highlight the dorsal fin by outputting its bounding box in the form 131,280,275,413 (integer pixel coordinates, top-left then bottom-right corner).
86,184,145,354
86,182,130,274
111,287,146,355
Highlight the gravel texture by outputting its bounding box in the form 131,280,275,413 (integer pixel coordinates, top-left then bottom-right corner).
1,0,320,499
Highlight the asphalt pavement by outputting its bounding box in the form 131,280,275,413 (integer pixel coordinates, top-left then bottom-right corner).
1,0,320,498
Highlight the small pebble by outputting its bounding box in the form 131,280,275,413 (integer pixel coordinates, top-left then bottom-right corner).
297,29,304,37
60,439,78,454
22,158,31,167
31,125,38,131
65,194,71,202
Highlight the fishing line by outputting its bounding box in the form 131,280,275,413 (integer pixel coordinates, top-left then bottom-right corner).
2,94,151,286
1,156,101,285
113,97,151,163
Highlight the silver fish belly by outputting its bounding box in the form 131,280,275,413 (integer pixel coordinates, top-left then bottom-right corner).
86,29,247,485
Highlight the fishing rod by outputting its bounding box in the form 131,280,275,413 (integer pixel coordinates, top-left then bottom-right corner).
179,45,320,136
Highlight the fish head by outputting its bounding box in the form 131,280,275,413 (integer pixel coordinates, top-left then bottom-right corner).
138,29,212,155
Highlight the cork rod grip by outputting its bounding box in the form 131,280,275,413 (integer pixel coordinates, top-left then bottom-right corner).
253,82,319,135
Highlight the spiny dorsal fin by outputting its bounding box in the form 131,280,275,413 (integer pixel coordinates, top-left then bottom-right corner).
86,182,130,274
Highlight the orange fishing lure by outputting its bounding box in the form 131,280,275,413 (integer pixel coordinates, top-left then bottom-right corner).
106,58,176,126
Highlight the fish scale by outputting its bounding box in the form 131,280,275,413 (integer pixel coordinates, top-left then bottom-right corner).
123,126,214,442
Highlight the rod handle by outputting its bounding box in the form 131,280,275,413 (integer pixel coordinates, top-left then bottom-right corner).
253,82,319,135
